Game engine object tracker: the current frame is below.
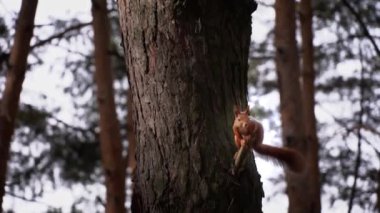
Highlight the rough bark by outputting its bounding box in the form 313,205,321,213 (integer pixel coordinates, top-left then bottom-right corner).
299,0,321,212
0,0,38,207
274,0,311,212
92,0,126,212
117,0,263,212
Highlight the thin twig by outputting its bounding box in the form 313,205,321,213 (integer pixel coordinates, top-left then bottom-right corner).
341,0,380,57
30,22,92,50
361,137,380,158
347,44,365,213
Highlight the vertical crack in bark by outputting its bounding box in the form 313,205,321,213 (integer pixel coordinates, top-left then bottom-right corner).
153,1,158,43
220,64,229,129
129,63,145,123
152,85,171,204
142,30,150,74
230,69,239,106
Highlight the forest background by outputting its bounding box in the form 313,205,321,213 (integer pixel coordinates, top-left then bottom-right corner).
0,0,379,212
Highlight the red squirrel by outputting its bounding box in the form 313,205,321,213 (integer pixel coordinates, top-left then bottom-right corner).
233,107,305,173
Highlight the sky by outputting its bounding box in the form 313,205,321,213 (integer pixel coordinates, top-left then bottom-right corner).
0,0,372,212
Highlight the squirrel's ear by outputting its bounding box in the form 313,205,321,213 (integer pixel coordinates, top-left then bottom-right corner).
233,105,240,116
242,106,250,115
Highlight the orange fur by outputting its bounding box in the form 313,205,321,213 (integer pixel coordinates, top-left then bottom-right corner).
233,107,305,173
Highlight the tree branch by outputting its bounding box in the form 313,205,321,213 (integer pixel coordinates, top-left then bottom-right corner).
31,22,91,50
347,46,365,213
341,0,380,57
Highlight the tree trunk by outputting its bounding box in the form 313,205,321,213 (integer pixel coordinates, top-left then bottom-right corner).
299,0,321,212
92,0,126,212
126,89,139,213
117,0,263,212
0,0,38,207
274,0,311,212
126,90,137,174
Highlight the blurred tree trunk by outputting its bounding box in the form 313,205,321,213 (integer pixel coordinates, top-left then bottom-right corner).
299,0,321,212
92,0,126,212
126,91,137,173
0,0,38,207
126,89,139,213
117,0,263,212
274,0,312,212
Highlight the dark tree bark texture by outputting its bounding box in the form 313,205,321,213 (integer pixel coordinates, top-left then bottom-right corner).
117,0,263,212
0,0,38,207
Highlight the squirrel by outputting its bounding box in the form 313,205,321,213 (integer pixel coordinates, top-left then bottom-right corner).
232,107,305,173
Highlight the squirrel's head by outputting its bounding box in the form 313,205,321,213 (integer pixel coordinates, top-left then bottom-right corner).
233,106,251,135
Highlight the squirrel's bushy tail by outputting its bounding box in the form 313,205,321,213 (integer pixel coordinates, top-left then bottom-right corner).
254,144,305,173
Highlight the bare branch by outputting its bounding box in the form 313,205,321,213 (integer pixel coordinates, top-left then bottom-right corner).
348,45,365,213
31,22,91,50
341,0,380,57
